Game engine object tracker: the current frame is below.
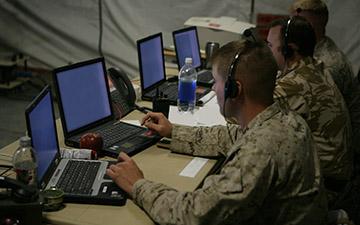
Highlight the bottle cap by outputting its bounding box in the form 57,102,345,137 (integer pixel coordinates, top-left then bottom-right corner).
19,136,31,147
185,57,192,64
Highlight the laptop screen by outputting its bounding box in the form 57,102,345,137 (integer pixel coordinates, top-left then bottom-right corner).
138,33,166,90
26,87,58,183
55,59,111,133
173,26,202,70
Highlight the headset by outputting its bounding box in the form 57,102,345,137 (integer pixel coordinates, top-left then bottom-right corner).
0,176,39,203
224,28,257,100
222,29,258,144
282,18,294,59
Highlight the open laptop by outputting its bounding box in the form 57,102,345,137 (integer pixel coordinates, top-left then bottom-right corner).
173,26,214,87
137,32,210,105
25,86,126,205
53,57,160,158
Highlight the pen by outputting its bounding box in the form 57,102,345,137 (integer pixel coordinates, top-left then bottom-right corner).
141,116,153,126
135,104,152,114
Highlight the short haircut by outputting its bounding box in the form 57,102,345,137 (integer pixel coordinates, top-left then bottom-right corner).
290,0,329,26
211,38,278,105
269,16,316,57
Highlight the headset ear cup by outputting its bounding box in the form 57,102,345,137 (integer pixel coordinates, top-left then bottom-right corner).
225,77,238,99
282,45,288,58
287,46,294,58
282,45,293,59
224,79,231,99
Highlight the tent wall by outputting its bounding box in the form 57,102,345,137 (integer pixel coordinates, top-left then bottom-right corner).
0,0,359,78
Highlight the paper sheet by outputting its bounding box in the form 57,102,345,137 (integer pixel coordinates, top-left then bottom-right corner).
179,157,208,178
169,95,226,127
122,120,142,127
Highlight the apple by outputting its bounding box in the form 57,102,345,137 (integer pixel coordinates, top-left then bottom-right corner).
79,133,103,154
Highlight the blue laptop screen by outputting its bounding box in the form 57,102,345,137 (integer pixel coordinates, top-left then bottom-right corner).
56,61,111,132
174,28,201,69
28,90,58,183
139,35,165,89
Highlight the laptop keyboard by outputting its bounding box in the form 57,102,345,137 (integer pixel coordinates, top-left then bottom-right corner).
56,160,101,194
96,123,143,147
197,70,213,83
148,82,178,100
146,81,209,104
71,122,144,147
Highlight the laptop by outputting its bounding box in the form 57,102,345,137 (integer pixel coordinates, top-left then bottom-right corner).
137,32,210,105
25,86,126,205
53,57,160,158
173,26,214,87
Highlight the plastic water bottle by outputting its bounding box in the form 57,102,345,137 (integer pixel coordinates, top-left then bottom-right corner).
12,136,37,186
178,57,197,112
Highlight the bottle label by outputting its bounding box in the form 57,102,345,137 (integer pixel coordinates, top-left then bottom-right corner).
14,160,37,185
178,79,196,102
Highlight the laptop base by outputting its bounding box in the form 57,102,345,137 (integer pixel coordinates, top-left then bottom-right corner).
64,182,127,206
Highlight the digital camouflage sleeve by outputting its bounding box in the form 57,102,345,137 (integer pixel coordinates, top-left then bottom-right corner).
132,103,327,225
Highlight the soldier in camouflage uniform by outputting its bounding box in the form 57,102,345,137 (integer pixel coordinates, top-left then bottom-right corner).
267,16,352,202
290,0,360,171
106,39,327,224
289,0,354,101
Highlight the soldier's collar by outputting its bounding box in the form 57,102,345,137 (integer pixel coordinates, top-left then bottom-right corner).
282,57,314,76
241,102,281,134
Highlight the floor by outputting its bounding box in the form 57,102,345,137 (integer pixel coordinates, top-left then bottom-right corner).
0,73,58,149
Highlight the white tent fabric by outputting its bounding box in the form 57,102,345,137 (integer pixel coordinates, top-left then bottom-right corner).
0,0,359,78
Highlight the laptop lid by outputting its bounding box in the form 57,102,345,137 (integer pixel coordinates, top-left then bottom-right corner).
53,57,113,139
25,86,61,190
173,26,202,71
137,33,167,95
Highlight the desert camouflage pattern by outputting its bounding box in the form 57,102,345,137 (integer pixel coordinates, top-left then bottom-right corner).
315,36,354,105
315,36,360,156
274,56,352,181
133,102,327,225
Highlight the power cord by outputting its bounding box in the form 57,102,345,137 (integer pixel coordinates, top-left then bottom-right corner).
0,164,13,176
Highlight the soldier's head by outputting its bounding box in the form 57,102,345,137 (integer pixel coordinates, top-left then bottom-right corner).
290,0,328,41
267,16,316,70
211,37,278,125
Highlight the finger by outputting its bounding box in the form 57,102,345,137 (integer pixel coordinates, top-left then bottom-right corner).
146,112,163,121
118,152,131,162
106,168,117,179
144,121,162,132
109,164,122,173
141,113,152,125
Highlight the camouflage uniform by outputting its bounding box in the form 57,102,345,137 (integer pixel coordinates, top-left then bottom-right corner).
315,36,360,156
274,56,352,182
133,102,327,225
315,36,354,103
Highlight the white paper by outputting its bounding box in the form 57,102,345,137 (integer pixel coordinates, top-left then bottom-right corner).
169,95,226,127
122,120,142,127
179,157,208,178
